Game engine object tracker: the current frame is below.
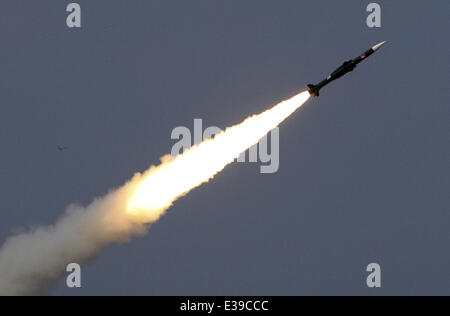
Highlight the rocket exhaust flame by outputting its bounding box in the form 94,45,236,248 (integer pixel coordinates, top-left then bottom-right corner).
0,91,310,296
127,91,310,219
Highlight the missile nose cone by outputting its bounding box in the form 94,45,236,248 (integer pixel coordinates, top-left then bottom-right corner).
372,41,387,51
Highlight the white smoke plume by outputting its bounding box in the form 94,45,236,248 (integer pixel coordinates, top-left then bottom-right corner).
0,176,149,296
0,91,310,296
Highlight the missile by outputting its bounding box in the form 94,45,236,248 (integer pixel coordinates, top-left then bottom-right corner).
307,41,386,97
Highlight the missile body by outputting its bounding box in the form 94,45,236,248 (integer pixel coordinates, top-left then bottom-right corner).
307,41,386,97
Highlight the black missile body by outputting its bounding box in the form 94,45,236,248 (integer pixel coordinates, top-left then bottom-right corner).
307,41,386,97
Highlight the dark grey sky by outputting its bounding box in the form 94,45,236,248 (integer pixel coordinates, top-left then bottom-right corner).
0,1,448,295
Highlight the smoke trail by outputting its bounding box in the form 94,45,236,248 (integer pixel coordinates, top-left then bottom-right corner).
0,91,310,295
0,177,148,296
